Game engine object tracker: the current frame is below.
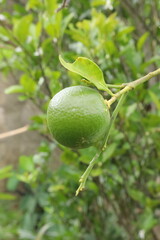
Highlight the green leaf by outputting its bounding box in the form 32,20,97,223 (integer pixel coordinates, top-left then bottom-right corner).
5,85,24,94
61,149,78,164
0,193,16,200
126,103,137,117
117,26,135,39
104,40,117,56
0,166,13,180
137,32,149,51
102,143,117,162
44,0,57,15
149,91,160,110
91,168,103,177
91,0,106,7
26,0,42,10
29,21,42,43
139,209,158,231
67,25,90,47
61,13,74,38
13,15,33,42
46,70,61,95
141,56,160,70
20,74,36,94
121,46,142,74
0,26,11,40
59,55,113,95
44,12,62,38
128,189,145,204
19,156,34,172
7,177,19,191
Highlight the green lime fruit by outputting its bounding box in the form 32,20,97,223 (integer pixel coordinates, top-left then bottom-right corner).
47,86,110,149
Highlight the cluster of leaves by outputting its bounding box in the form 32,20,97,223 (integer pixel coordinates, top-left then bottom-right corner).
0,0,160,239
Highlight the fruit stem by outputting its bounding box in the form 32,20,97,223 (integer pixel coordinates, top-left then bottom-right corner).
103,93,127,149
76,94,127,196
75,151,101,196
107,68,160,107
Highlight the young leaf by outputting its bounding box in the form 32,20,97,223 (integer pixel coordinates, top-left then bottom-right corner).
59,55,114,95
44,0,57,15
0,193,16,200
20,74,36,94
13,15,33,42
127,188,145,204
5,85,24,94
117,26,135,39
0,165,13,180
149,91,160,110
137,32,149,51
26,0,42,10
19,156,34,172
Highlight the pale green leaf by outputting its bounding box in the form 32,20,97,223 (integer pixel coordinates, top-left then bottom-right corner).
126,103,137,117
36,223,52,240
61,13,74,38
102,143,117,162
44,0,57,15
105,40,117,55
30,22,42,42
44,12,62,38
67,25,90,47
19,156,34,172
91,0,106,7
0,26,11,40
59,55,112,94
20,74,36,94
7,177,19,191
13,15,33,42
0,165,12,174
36,21,42,39
91,168,103,177
137,32,149,51
0,193,16,200
26,0,42,10
149,91,160,110
141,56,160,70
0,166,13,180
128,188,145,204
5,85,24,94
139,209,158,231
117,26,135,39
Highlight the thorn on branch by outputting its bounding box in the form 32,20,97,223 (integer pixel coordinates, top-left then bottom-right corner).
56,0,71,13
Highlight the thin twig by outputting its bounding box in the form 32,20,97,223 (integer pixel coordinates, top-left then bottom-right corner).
56,0,71,13
75,151,101,196
76,94,127,196
121,0,160,45
0,125,29,140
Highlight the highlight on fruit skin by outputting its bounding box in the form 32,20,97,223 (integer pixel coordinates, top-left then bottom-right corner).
47,86,110,149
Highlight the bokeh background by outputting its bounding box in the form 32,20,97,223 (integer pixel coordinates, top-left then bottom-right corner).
0,0,160,239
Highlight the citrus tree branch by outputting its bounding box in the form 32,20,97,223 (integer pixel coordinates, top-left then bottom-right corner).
107,68,160,107
76,151,101,196
56,0,71,12
103,93,127,149
0,125,29,140
76,94,127,196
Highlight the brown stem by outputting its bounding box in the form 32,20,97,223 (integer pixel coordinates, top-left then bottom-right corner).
56,0,71,12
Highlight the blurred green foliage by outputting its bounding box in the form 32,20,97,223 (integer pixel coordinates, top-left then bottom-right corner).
0,0,160,239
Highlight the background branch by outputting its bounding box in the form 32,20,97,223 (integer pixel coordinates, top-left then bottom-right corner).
56,0,71,12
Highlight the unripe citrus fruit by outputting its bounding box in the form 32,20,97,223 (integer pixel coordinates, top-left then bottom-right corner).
47,86,110,149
